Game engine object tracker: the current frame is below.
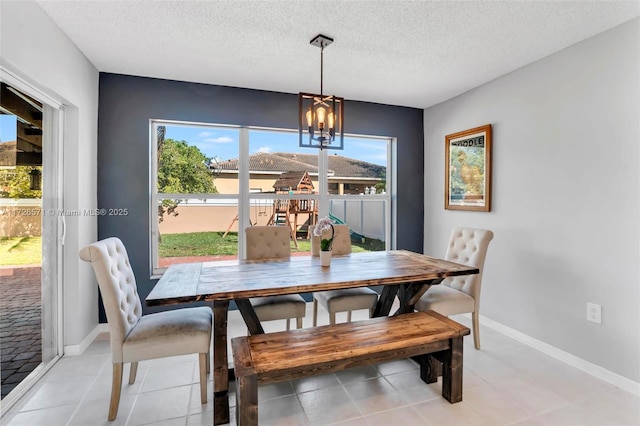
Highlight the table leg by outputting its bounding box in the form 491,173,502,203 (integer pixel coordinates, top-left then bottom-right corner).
372,285,398,317
394,279,443,315
235,298,265,335
213,301,229,426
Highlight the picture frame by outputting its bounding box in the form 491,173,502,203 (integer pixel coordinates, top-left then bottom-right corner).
445,124,492,212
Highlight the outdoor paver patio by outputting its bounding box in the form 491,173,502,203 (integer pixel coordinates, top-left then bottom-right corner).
0,266,42,400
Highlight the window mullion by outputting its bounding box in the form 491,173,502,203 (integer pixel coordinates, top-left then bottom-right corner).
239,127,250,259
319,149,329,217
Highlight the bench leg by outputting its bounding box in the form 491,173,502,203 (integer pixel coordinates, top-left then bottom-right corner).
441,336,464,403
416,354,440,384
236,373,258,426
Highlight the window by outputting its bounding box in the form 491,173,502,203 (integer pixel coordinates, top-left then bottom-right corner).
327,136,392,252
151,121,395,275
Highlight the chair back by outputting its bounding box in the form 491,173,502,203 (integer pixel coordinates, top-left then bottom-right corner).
444,227,493,312
245,226,291,260
79,237,142,363
311,224,352,256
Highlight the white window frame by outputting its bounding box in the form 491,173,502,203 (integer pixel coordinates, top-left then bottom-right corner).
150,120,395,276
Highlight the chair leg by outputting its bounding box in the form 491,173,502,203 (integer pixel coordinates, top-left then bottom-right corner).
313,299,319,326
285,318,291,331
128,361,138,384
472,311,481,350
206,346,211,374
199,353,208,404
109,363,123,421
329,311,336,325
296,317,303,329
346,311,352,322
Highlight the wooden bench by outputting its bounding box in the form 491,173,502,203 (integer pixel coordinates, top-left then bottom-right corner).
231,310,470,425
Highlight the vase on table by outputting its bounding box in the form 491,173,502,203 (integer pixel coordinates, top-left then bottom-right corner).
320,250,332,267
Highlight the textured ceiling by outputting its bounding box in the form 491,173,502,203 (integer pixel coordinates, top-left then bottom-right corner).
35,1,639,109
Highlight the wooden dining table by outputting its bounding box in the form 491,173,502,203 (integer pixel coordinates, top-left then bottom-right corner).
146,250,479,425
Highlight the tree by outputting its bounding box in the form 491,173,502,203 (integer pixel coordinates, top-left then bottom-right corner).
157,138,217,223
0,166,42,198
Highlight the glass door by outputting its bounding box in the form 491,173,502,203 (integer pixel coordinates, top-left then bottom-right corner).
0,74,63,410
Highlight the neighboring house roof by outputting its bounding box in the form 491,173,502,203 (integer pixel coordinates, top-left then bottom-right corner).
212,152,384,180
273,153,385,179
212,152,321,174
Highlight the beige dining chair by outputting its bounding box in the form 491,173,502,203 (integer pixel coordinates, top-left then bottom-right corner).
415,227,493,349
79,237,212,421
312,224,379,325
246,226,306,330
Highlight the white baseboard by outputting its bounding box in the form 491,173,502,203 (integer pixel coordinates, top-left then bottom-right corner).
476,313,640,396
64,323,108,356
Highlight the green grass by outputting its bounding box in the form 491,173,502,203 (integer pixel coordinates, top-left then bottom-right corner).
0,236,42,266
158,231,385,257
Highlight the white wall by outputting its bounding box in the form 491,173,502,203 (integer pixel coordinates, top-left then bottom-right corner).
0,1,100,349
424,18,640,383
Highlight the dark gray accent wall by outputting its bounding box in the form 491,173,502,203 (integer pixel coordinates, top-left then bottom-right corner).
97,73,423,319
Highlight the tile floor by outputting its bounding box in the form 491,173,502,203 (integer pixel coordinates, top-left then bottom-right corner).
1,305,639,426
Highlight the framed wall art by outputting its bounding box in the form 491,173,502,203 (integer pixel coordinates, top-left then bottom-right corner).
445,124,492,212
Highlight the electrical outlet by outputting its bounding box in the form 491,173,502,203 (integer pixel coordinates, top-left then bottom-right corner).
587,302,602,324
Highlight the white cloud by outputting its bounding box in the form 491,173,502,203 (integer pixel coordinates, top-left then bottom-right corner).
204,136,234,143
257,146,272,153
197,131,212,138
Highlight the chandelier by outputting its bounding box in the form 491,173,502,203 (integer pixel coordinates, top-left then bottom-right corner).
298,34,344,150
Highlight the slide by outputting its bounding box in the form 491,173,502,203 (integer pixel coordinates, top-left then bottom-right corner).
329,213,367,241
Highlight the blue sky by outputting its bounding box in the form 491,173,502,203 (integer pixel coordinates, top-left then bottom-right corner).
0,115,17,142
164,125,388,166
1,114,387,166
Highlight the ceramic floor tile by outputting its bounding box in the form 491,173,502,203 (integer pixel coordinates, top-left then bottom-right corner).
362,405,425,425
575,388,640,425
20,376,95,411
552,366,619,394
67,394,137,426
490,345,566,377
142,417,189,426
258,394,307,426
2,306,637,426
492,376,571,416
329,417,369,426
526,370,608,404
83,368,145,403
383,370,442,404
412,397,487,426
43,353,110,381
141,361,197,393
462,383,536,425
188,409,227,426
510,406,592,426
81,337,111,356
375,359,418,376
463,351,522,385
2,405,77,426
343,377,408,416
259,381,295,402
297,385,362,425
334,365,379,385
126,385,191,425
187,383,214,415
462,369,488,391
291,373,341,394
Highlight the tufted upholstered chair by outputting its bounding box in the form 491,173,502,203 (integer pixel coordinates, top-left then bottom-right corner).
245,226,306,330
415,227,493,349
311,224,379,326
79,237,212,421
